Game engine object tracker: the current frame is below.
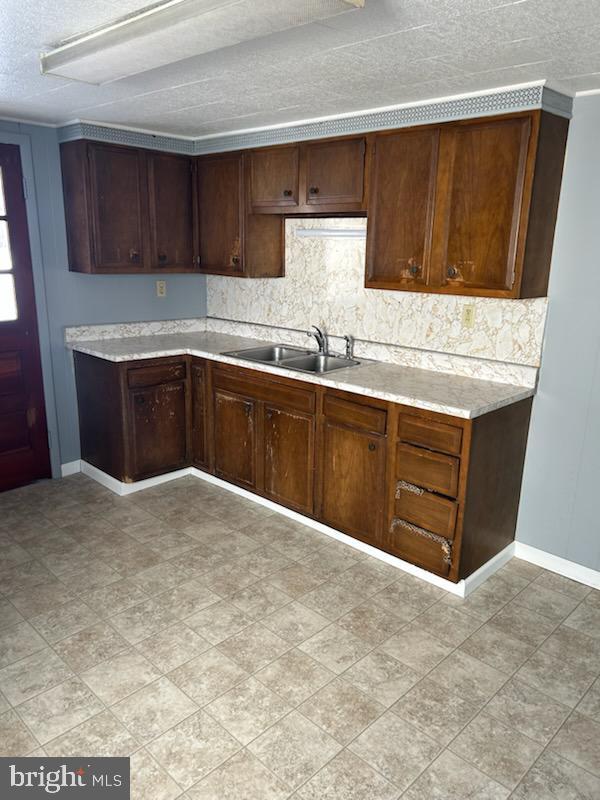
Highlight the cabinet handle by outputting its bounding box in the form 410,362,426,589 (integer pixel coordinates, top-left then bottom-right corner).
409,264,421,276
129,249,140,263
368,442,376,451
158,253,167,264
231,256,240,265
283,189,293,197
266,409,273,419
135,395,145,405
244,402,252,416
309,186,319,195
447,265,458,279
194,255,201,266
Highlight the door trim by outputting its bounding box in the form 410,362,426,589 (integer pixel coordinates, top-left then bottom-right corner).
0,130,60,478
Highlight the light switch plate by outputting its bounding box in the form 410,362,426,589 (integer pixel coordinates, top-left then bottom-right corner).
156,280,167,298
462,304,475,328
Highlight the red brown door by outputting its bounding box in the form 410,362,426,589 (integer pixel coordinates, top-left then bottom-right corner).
0,144,50,491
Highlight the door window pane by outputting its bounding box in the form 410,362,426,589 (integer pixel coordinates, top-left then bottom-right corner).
0,221,12,271
0,274,17,321
0,168,5,216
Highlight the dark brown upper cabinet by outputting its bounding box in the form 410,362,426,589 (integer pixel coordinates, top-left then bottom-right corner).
366,111,568,298
147,151,195,271
197,151,284,277
365,127,439,291
61,140,198,274
304,137,366,211
249,135,367,214
249,145,300,211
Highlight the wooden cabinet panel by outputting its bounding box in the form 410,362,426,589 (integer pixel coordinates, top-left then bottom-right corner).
250,146,299,211
264,404,315,515
396,442,459,497
394,481,457,539
213,388,257,489
128,381,188,480
127,362,187,388
365,128,439,289
304,137,366,210
388,521,451,577
320,421,386,546
88,143,146,271
398,414,463,456
147,152,194,270
191,359,209,469
322,394,386,435
433,116,531,292
197,153,243,275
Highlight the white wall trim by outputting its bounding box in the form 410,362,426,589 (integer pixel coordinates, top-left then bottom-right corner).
79,460,191,496
514,542,600,590
60,459,81,477
463,543,516,595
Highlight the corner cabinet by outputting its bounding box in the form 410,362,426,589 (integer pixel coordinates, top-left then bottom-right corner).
74,352,533,581
61,141,198,274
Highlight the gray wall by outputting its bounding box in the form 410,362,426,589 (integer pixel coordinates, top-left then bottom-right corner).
515,93,600,571
0,120,207,471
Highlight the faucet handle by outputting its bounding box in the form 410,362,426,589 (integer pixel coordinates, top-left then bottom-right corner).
343,334,354,359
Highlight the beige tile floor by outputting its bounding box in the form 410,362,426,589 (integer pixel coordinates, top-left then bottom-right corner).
0,473,599,799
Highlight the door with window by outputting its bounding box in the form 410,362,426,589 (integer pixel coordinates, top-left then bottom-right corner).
0,144,51,491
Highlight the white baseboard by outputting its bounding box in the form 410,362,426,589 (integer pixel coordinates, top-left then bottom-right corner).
463,543,516,595
60,460,81,477
514,541,600,590
80,461,192,496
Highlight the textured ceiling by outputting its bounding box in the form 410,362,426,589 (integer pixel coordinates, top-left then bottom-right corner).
1,0,600,137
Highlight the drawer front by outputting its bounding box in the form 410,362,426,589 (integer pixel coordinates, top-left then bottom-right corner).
395,481,457,539
399,413,463,456
213,367,315,413
323,393,386,435
397,442,459,497
388,519,451,578
127,362,187,388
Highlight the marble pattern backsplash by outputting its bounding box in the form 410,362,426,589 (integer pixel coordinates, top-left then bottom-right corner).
206,218,548,368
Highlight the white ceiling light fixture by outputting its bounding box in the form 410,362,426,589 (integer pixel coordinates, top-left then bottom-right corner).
40,0,365,85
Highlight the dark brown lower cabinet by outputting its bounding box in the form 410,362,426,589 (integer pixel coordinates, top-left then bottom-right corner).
213,388,258,490
74,353,532,582
318,391,387,548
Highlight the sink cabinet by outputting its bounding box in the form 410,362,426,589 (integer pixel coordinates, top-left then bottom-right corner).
74,351,533,581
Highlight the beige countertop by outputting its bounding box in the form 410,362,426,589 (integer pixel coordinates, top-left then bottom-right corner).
68,330,535,419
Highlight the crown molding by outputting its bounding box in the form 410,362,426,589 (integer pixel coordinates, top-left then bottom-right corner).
57,82,573,155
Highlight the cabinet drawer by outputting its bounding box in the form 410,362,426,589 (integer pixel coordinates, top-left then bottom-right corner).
323,394,386,435
389,519,451,577
398,414,462,456
397,442,459,497
213,367,315,413
395,481,457,539
127,362,187,388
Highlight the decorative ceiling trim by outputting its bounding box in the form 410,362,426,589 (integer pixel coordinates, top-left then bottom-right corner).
57,83,572,155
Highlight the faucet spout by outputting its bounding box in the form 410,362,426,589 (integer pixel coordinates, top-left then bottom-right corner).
307,325,328,354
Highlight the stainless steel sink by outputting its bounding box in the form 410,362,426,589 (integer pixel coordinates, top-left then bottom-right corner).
283,353,360,373
222,345,360,373
223,345,312,363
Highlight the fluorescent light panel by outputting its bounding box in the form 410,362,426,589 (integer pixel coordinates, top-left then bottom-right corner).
41,0,365,84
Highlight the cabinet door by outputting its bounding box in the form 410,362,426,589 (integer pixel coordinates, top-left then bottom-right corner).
304,138,366,210
365,129,439,289
128,381,188,479
320,420,386,547
191,360,209,469
197,153,243,274
213,388,257,489
147,152,194,270
434,116,531,292
264,404,315,515
88,143,146,271
250,146,299,211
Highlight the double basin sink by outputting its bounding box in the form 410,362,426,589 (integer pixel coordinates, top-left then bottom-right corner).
222,344,360,374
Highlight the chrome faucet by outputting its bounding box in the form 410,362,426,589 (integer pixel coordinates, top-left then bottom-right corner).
307,325,328,354
343,334,354,359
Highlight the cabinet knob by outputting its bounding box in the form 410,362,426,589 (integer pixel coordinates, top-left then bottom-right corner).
309,186,319,195
266,409,273,419
244,402,252,416
158,253,167,264
135,395,145,406
194,255,201,266
447,265,458,279
368,442,376,452
231,256,240,265
283,189,293,197
409,264,421,277
129,249,140,263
